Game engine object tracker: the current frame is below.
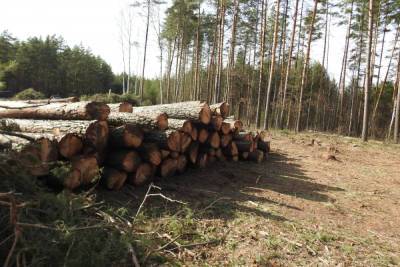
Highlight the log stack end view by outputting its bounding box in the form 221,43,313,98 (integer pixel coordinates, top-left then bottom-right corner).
0,99,270,191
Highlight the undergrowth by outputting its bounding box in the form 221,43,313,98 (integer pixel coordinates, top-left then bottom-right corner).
0,152,219,266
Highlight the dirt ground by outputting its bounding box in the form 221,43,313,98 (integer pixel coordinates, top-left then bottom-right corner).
104,130,400,266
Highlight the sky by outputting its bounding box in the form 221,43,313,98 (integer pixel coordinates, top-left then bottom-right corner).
0,0,348,81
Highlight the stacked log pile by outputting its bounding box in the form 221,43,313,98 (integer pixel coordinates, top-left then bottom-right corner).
0,100,270,191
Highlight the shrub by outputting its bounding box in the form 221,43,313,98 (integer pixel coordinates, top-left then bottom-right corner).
13,88,45,100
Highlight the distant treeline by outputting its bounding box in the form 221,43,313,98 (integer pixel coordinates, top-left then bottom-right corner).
0,31,123,97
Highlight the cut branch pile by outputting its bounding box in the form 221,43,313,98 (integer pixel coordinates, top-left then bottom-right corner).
0,100,270,191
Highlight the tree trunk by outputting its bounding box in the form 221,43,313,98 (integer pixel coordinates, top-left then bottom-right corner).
295,0,318,132
362,0,374,142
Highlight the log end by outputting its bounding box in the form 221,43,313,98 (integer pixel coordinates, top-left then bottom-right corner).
199,103,211,124
86,102,111,121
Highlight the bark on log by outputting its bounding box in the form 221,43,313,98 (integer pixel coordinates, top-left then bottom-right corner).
248,149,264,163
109,125,144,148
0,101,110,120
108,102,133,113
128,163,154,186
167,118,193,134
106,150,142,172
132,101,211,124
144,130,181,152
103,167,127,190
26,97,79,104
210,102,229,118
108,111,168,131
159,158,178,177
137,143,162,166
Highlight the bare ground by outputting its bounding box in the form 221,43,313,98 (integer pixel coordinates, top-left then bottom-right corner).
102,130,400,266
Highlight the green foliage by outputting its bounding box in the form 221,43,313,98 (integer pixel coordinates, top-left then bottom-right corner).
13,88,45,100
80,92,140,105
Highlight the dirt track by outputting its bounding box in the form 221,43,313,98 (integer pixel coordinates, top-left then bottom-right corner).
105,131,400,266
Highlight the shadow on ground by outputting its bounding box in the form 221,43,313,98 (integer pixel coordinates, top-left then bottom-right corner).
100,151,345,224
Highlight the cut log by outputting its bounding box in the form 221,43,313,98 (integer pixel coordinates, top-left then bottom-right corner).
128,163,154,186
225,119,243,133
187,142,199,164
159,158,178,177
0,118,108,157
257,140,270,153
108,111,168,131
59,133,83,159
223,141,239,157
83,120,109,154
168,118,193,134
210,102,229,118
180,132,192,152
144,130,181,152
190,127,198,141
108,102,133,113
232,155,239,162
220,122,232,135
102,167,127,190
106,150,142,172
197,128,209,143
220,134,232,148
196,153,208,168
65,155,99,189
160,149,170,159
0,101,110,121
233,131,253,142
22,137,58,163
207,131,220,149
240,152,249,160
211,115,223,131
176,154,188,174
235,140,254,153
137,143,162,166
215,148,224,160
170,151,180,159
132,101,211,124
248,149,264,163
109,125,144,148
26,97,80,104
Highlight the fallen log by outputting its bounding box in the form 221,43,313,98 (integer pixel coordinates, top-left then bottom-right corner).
167,118,193,134
248,149,264,163
65,155,99,189
108,111,168,131
176,154,188,174
225,119,243,133
223,141,239,157
180,132,192,153
207,131,220,149
210,102,229,118
108,102,133,113
132,101,211,124
106,150,142,173
211,115,223,131
58,133,84,159
197,128,209,143
109,125,144,148
26,97,79,104
0,101,110,121
102,167,127,190
144,130,181,152
220,134,232,148
159,158,178,177
137,143,162,166
235,140,254,153
128,163,154,186
187,142,199,164
190,127,198,141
